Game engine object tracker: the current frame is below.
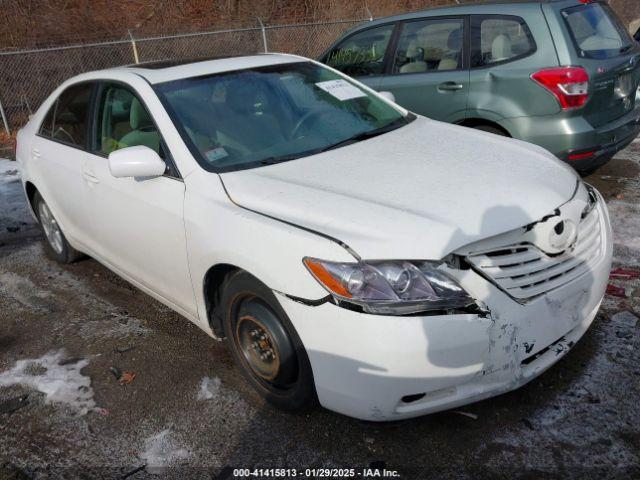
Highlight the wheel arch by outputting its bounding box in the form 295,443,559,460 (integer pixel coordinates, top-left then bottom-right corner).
456,118,511,137
203,263,241,338
24,181,39,217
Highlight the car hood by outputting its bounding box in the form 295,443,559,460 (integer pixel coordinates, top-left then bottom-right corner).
219,117,578,260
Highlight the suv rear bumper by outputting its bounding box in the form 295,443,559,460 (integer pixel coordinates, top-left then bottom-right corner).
501,103,640,172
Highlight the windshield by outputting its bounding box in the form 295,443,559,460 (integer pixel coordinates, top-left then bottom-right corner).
562,3,634,59
155,61,410,172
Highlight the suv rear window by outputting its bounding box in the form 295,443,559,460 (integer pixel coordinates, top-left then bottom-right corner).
471,15,535,67
562,3,634,59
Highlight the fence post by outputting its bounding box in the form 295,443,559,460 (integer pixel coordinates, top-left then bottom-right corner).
128,30,140,64
0,95,9,135
365,6,373,21
257,17,268,53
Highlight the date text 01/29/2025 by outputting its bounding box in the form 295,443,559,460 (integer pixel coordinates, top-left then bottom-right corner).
232,468,401,478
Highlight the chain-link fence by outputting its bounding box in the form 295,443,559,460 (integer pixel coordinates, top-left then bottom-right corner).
0,17,366,157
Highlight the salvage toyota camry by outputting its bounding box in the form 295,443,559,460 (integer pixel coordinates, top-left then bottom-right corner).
16,54,612,421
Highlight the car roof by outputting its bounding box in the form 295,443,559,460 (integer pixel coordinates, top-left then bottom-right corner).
114,53,305,84
346,0,579,29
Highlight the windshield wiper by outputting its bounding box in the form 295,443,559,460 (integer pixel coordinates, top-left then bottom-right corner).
259,152,309,166
318,118,408,154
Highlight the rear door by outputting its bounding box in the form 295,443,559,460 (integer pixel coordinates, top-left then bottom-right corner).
376,16,469,122
321,23,397,91
557,1,640,128
31,82,95,247
467,14,545,118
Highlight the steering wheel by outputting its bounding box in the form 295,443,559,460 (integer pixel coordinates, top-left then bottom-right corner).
290,109,335,140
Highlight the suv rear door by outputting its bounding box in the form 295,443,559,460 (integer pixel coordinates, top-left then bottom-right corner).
467,13,555,120
550,1,640,129
377,16,470,122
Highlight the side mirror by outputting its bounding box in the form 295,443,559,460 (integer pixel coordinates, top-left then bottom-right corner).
108,146,166,179
378,91,396,103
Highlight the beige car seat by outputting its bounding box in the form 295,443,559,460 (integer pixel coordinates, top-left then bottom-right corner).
438,28,463,70
399,43,428,73
119,98,160,153
491,34,513,63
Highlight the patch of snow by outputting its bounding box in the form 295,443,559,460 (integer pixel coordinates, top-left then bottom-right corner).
611,310,638,328
140,430,190,475
0,158,35,234
78,312,150,340
0,350,95,415
197,376,221,400
607,200,640,267
0,272,52,311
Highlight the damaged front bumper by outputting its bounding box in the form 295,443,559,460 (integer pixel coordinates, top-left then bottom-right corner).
275,194,613,421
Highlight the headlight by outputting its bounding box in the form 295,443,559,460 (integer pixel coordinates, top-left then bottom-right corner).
303,257,474,315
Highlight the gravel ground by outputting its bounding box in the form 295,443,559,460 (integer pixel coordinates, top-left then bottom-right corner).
0,147,638,480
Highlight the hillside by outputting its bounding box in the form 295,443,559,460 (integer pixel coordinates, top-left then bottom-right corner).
1,0,638,50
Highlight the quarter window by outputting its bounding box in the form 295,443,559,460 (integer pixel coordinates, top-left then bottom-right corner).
39,101,56,137
471,16,535,68
393,18,464,74
94,84,163,158
40,83,93,148
324,24,395,77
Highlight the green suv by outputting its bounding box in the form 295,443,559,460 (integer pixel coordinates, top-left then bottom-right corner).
320,0,640,172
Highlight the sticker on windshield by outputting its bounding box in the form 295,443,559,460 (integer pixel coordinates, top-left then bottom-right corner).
204,147,228,162
315,79,367,101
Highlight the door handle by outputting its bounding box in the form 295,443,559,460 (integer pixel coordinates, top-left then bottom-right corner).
82,171,99,184
438,81,464,92
31,148,41,159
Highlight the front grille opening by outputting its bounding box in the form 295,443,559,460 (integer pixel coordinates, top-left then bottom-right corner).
401,393,426,404
465,205,603,300
486,247,528,257
520,336,575,366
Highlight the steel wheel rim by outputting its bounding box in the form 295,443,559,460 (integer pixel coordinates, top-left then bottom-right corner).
236,314,281,382
38,201,64,254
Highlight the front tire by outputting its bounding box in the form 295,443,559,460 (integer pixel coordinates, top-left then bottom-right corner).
220,270,317,411
33,191,83,263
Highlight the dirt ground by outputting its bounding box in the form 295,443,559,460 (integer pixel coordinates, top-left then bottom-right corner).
0,144,639,480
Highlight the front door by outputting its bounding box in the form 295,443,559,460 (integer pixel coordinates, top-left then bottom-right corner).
377,17,470,123
82,82,196,316
322,23,398,92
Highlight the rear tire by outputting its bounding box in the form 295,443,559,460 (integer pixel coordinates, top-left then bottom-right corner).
473,125,507,136
33,191,83,263
220,270,317,412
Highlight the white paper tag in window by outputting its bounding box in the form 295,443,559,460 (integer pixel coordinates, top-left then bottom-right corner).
315,79,367,101
204,147,228,162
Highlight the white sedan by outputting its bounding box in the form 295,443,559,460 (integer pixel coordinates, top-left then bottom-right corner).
16,54,612,421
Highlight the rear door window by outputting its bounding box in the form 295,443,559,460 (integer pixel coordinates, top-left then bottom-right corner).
392,18,465,74
471,15,535,68
324,24,395,77
562,3,634,59
49,83,93,148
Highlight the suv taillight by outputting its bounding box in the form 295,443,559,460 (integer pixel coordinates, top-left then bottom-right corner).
531,67,589,110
